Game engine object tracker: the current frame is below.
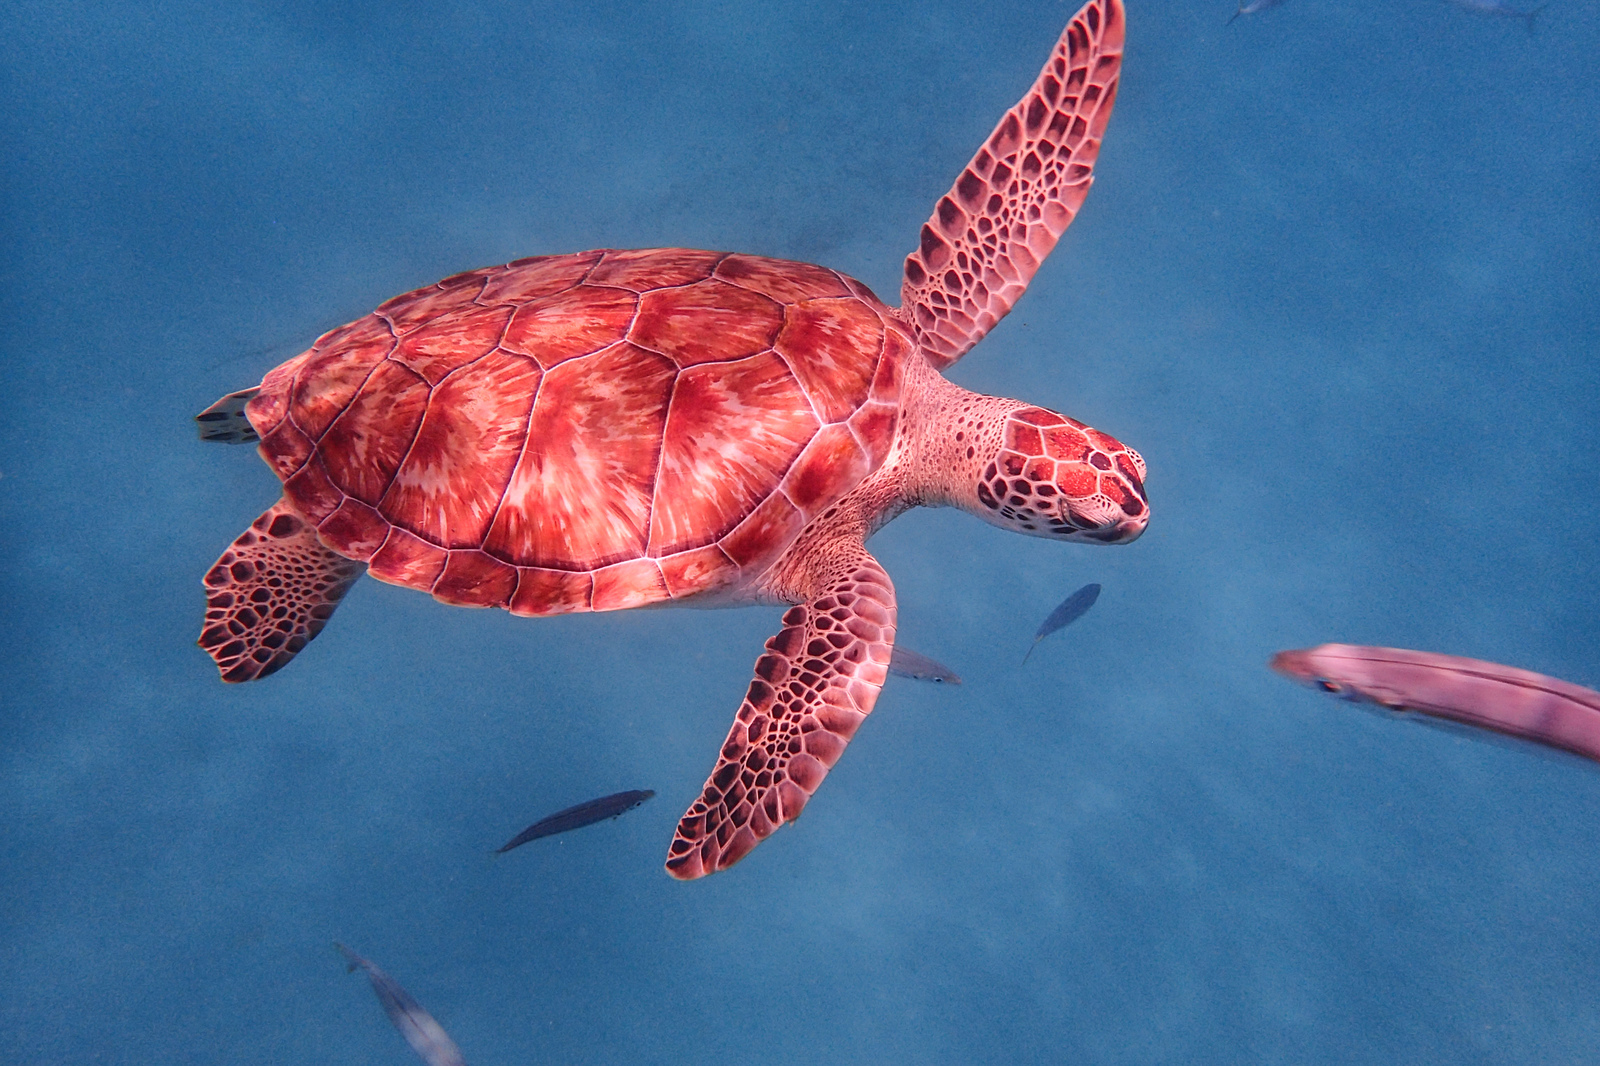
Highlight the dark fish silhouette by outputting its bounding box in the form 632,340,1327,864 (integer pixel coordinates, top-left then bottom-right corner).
1271,644,1600,764
335,943,467,1066
1023,583,1101,663
888,646,962,684
1228,0,1286,24
495,789,655,853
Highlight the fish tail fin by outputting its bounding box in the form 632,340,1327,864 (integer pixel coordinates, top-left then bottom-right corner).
1226,7,1242,23
1525,3,1546,34
1022,640,1038,665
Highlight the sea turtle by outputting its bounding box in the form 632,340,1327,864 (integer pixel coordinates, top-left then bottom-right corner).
196,0,1143,879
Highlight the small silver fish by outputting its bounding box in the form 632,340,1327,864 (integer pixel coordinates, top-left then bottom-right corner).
1228,0,1286,23
336,944,467,1066
1443,0,1545,29
1023,583,1101,664
495,789,655,854
888,646,963,684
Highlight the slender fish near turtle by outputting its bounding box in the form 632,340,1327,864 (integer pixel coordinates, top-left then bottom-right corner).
1270,644,1600,764
1023,583,1102,664
495,789,655,854
335,944,467,1066
888,646,963,684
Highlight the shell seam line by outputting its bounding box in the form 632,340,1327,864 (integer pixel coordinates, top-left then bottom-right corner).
366,359,435,521
478,350,550,557
282,332,396,482
641,371,682,558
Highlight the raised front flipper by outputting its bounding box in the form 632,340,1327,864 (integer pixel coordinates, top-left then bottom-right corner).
902,0,1124,368
666,547,896,879
199,497,364,682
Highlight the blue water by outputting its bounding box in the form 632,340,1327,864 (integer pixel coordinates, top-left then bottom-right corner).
4,0,1598,1062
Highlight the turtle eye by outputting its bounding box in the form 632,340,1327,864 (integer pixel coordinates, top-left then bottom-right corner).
1315,679,1341,694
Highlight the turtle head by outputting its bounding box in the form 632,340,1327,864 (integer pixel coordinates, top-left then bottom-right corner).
971,405,1147,544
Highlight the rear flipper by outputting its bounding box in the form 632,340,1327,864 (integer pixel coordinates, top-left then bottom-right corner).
195,387,261,444
199,498,364,682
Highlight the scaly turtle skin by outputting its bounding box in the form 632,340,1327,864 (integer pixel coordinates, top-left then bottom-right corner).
197,0,1142,879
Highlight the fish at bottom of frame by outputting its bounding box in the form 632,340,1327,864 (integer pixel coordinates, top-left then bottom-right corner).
336,943,467,1066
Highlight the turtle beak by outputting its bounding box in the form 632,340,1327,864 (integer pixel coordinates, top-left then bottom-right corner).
1063,477,1146,543
1080,511,1146,544
1111,513,1147,543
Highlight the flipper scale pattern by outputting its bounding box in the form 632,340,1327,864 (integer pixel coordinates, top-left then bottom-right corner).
902,0,1124,368
667,548,896,878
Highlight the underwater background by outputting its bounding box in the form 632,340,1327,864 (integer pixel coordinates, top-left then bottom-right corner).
4,0,1599,1061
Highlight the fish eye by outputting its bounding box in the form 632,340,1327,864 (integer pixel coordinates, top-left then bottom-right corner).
1315,679,1341,694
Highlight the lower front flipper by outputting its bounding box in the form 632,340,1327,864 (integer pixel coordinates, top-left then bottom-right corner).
667,547,896,879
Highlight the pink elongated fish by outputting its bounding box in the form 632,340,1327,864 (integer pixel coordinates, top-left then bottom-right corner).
336,944,467,1066
1270,644,1600,764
